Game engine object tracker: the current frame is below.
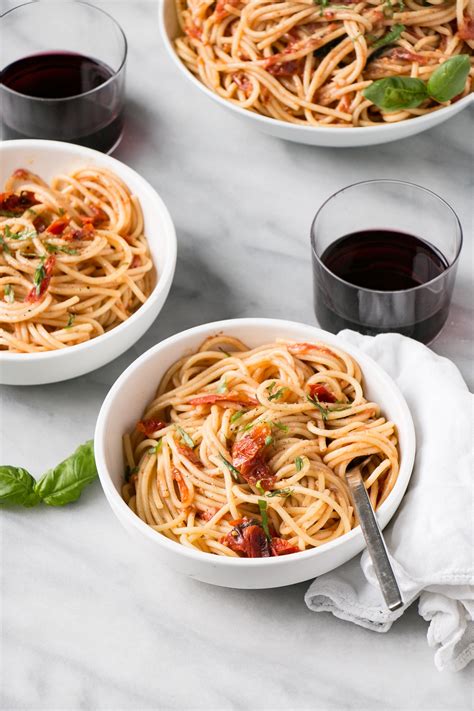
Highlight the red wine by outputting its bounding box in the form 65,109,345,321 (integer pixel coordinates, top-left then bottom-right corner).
1,52,124,152
313,229,454,343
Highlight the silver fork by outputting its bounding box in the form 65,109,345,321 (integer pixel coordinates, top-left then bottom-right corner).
345,462,403,611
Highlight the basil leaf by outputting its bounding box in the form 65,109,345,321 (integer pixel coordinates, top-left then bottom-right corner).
295,456,304,472
34,440,97,506
307,394,329,421
219,454,241,481
175,426,195,448
0,466,41,507
0,236,11,254
65,313,76,328
364,77,427,111
258,499,271,540
268,387,287,401
45,242,78,255
427,55,470,103
270,421,288,432
230,410,245,423
372,24,405,50
266,488,293,498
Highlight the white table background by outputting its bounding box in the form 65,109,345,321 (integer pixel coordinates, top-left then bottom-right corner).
1,1,473,709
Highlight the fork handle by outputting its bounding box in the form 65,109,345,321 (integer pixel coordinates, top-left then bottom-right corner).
346,467,403,612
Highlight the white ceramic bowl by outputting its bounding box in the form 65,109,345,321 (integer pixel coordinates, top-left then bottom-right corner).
95,318,416,589
159,0,473,148
0,139,177,385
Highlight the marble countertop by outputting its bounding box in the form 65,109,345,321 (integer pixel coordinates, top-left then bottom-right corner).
1,0,473,708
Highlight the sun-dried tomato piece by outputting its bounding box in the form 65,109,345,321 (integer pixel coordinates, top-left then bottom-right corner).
309,383,337,403
32,216,48,233
47,217,70,235
172,467,192,506
177,443,201,466
81,205,108,227
271,538,300,556
136,419,166,437
0,190,39,216
224,519,272,557
232,422,276,489
25,255,56,303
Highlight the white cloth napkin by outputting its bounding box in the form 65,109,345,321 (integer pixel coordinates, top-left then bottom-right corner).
305,331,474,672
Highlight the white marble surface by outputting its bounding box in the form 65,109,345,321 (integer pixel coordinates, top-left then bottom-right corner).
1,0,473,708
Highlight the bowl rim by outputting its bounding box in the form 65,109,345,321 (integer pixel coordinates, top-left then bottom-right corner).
95,317,416,568
157,0,474,137
0,138,177,363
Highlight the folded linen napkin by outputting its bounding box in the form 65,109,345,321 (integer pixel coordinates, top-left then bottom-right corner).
305,330,474,672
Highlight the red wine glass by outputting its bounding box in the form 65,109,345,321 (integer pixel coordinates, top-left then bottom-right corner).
0,0,127,153
311,180,463,344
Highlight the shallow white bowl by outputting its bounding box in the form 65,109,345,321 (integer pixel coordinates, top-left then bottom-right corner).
159,0,473,147
0,139,177,385
95,318,415,589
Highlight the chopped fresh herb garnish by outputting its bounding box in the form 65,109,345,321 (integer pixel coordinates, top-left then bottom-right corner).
371,24,405,50
267,381,276,396
0,236,11,254
295,456,304,472
219,347,231,357
0,211,19,218
33,257,46,296
65,313,76,329
266,488,293,498
264,435,273,447
45,242,78,255
258,499,271,540
256,480,265,495
3,225,36,241
270,421,289,432
307,394,329,421
219,454,240,481
268,387,287,401
27,208,37,216
241,421,254,432
4,284,14,303
217,378,228,394
230,410,245,423
58,208,66,216
175,426,195,449
148,439,163,455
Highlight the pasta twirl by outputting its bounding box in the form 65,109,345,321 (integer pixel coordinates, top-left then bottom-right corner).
174,0,473,127
0,167,154,352
123,336,400,557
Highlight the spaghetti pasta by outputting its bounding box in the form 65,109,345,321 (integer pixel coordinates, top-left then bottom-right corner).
0,167,154,352
174,0,474,126
123,336,400,557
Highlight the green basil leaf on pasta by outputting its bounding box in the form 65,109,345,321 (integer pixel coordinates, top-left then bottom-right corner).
295,456,304,472
175,426,195,448
0,466,41,507
427,55,470,103
34,440,97,506
219,454,241,481
371,23,405,50
363,77,428,111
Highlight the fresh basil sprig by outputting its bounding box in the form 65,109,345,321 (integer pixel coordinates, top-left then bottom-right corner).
364,76,427,112
427,54,471,102
0,441,97,508
364,55,470,112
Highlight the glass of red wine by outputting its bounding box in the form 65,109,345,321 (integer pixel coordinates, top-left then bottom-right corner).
0,0,127,153
311,180,463,344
